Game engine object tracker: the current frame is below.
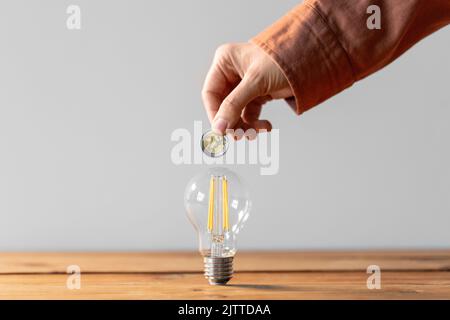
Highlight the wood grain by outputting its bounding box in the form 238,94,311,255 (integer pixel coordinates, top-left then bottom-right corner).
0,251,449,299
1,272,449,299
1,251,449,274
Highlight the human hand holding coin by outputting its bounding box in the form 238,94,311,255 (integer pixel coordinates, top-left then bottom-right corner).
202,42,293,135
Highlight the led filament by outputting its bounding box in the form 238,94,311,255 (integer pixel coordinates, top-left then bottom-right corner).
184,167,251,285
207,175,229,233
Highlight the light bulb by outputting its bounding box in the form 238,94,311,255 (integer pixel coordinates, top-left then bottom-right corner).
184,167,251,285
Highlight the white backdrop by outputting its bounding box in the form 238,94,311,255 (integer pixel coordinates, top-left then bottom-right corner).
0,0,449,250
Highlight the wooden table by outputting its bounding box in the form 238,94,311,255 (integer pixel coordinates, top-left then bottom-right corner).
1,251,449,299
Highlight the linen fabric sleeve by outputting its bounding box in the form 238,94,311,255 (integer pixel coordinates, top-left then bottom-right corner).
251,0,450,114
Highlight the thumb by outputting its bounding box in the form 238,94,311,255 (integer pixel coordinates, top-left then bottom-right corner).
212,75,261,134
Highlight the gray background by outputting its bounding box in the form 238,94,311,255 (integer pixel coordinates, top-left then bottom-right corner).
0,0,449,251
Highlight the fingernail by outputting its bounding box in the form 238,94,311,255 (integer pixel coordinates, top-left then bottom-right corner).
212,118,228,134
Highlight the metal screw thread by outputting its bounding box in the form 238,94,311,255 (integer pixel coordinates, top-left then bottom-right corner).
203,256,234,285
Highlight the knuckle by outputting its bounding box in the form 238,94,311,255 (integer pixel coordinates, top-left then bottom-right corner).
201,89,219,104
201,88,210,101
214,43,234,60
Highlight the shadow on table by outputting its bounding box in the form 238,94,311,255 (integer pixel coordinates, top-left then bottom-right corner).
227,284,299,291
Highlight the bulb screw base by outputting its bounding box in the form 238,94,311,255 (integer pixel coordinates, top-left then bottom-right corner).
203,256,234,285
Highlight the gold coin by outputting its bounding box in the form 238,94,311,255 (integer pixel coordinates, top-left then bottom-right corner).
201,130,228,158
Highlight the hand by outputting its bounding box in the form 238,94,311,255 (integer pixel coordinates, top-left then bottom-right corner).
202,42,293,135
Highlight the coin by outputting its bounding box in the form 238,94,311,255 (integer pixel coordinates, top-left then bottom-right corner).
201,130,228,158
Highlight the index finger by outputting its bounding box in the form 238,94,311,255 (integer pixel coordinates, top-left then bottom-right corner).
201,63,229,123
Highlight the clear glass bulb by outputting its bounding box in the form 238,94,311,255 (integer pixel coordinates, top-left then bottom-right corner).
184,167,251,285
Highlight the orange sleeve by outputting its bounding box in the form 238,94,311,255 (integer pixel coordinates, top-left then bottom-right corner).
251,0,450,115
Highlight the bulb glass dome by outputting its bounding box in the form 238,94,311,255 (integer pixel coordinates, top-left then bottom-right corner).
184,167,251,258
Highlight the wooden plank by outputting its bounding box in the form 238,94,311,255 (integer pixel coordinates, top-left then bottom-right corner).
0,251,449,274
1,271,449,299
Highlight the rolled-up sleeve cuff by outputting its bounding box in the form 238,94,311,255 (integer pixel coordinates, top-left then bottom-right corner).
251,2,355,115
